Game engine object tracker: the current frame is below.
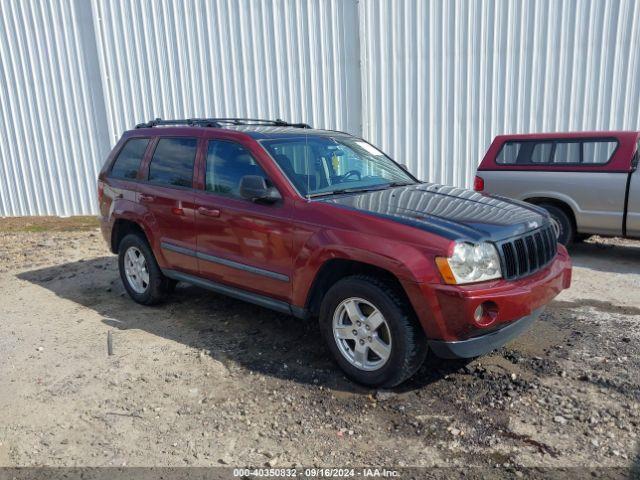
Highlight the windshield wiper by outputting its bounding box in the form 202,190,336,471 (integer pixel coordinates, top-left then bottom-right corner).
386,181,414,187
307,189,352,198
307,182,413,199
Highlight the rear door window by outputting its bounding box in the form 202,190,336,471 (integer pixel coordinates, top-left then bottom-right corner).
148,138,197,188
110,138,149,180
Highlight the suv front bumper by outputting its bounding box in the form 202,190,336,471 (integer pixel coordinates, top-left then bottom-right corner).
427,307,543,359
404,245,572,346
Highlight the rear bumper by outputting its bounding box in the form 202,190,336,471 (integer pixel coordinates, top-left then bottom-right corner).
428,307,543,359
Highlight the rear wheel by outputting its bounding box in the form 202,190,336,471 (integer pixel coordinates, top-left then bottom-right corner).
319,275,427,387
540,203,574,245
118,233,173,305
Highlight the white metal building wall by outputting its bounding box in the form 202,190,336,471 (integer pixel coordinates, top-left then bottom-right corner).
91,0,362,147
1,0,640,216
360,0,640,188
0,0,361,216
0,0,109,216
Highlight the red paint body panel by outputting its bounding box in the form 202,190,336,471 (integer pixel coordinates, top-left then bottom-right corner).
138,182,198,274
99,125,573,344
411,246,571,340
288,198,447,308
194,191,295,301
479,130,640,173
190,131,298,300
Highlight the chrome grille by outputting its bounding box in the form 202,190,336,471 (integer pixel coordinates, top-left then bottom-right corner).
498,224,557,280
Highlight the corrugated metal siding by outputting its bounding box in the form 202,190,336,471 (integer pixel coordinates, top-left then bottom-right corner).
91,0,362,146
0,0,109,216
1,0,640,216
360,0,640,188
0,0,361,216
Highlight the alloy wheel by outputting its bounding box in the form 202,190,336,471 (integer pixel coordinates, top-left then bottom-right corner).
124,246,149,294
332,297,392,371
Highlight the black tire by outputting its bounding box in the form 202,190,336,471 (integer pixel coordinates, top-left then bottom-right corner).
319,275,427,388
540,203,574,245
118,233,172,305
165,278,179,293
574,233,591,243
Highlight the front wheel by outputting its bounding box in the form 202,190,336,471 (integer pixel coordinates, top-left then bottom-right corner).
319,275,427,387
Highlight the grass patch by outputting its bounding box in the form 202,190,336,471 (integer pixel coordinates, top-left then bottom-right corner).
0,216,99,233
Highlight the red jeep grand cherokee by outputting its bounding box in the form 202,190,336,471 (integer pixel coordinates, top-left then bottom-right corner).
98,118,572,387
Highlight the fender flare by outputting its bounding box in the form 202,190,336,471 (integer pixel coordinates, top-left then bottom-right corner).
290,229,441,308
110,203,157,253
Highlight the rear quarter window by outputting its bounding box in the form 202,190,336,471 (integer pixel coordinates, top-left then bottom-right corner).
110,138,150,179
148,138,198,187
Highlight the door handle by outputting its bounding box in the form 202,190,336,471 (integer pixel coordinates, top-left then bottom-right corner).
198,206,221,217
139,194,155,203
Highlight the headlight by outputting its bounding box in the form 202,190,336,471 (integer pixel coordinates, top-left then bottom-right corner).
436,242,502,284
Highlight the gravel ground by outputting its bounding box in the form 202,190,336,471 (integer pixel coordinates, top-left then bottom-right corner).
0,217,638,475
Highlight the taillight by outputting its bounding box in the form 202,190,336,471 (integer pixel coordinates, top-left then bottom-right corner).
98,181,104,203
474,175,485,192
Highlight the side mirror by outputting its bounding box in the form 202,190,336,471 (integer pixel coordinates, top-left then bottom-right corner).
398,163,411,173
239,175,281,204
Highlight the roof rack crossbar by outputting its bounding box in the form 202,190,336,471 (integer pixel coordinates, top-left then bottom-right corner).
135,117,312,129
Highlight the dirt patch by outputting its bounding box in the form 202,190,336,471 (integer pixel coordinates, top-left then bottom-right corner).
0,218,638,472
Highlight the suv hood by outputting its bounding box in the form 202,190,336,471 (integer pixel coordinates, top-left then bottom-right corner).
321,183,548,242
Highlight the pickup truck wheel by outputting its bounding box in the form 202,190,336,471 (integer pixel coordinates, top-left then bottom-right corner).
540,203,574,245
118,233,170,305
319,275,427,387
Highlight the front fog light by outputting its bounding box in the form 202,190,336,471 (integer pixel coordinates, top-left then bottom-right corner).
473,301,499,326
436,241,503,285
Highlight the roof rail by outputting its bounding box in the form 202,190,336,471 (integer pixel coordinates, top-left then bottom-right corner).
135,117,312,129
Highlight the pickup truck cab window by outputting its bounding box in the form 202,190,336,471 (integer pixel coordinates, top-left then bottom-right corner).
148,137,197,188
110,138,149,180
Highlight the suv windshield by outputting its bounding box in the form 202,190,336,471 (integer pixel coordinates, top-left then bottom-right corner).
260,136,416,197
